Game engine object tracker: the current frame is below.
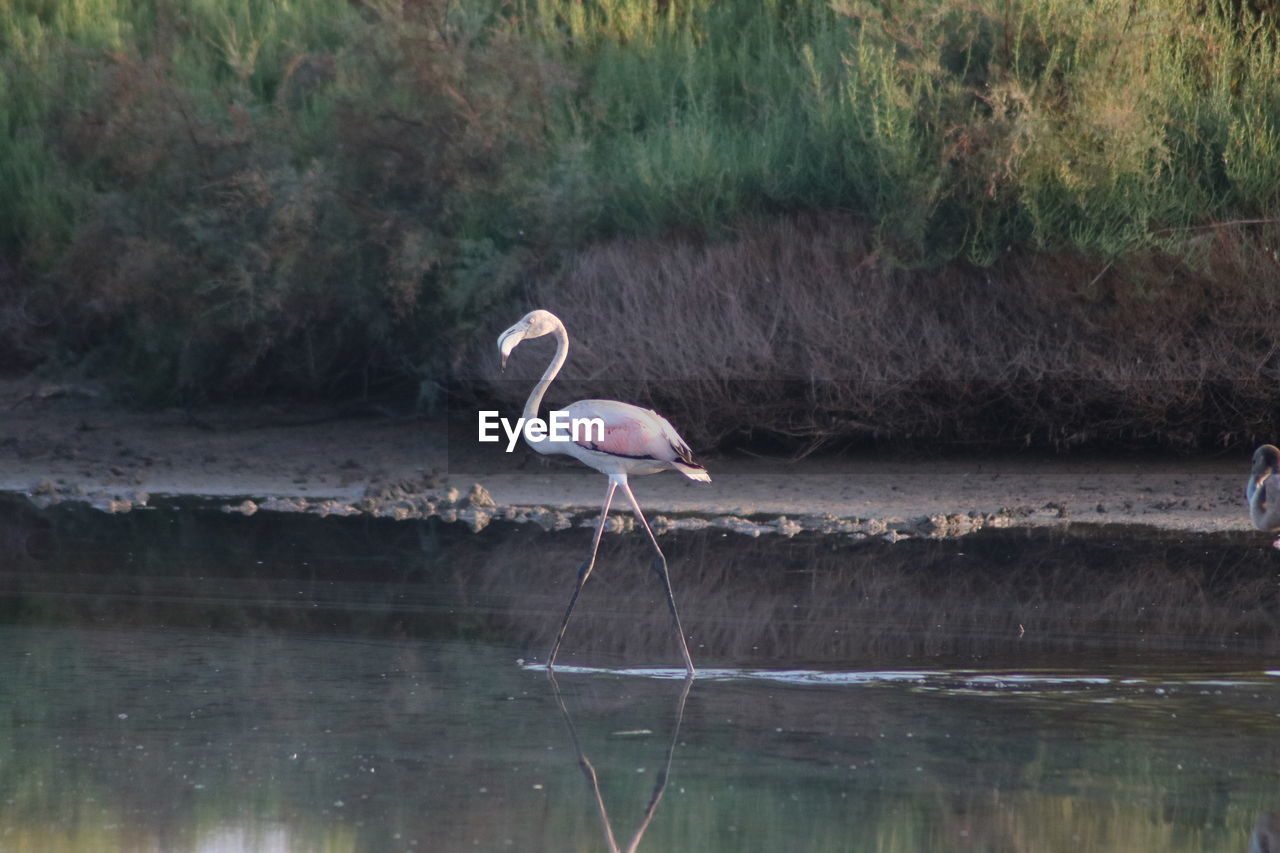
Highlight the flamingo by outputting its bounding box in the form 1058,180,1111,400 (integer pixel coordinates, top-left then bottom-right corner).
1247,444,1280,549
498,309,709,675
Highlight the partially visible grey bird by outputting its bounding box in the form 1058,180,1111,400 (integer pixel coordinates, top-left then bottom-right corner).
1250,811,1279,853
1247,444,1280,547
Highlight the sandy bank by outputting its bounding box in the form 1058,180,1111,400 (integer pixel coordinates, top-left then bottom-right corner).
0,379,1258,540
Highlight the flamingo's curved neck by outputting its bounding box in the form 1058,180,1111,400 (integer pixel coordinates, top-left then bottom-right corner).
524,320,568,455
1250,476,1271,528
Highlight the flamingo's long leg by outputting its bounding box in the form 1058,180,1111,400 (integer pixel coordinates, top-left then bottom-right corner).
618,479,696,676
548,480,617,670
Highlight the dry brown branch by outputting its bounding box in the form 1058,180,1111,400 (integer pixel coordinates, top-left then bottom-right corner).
472,212,1280,451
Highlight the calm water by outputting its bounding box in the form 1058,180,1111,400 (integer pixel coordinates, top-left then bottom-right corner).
1,496,1278,852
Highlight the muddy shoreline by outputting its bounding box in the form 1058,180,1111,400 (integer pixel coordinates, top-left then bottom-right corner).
0,379,1259,541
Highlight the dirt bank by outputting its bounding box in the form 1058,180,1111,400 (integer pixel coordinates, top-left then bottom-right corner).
0,378,1258,541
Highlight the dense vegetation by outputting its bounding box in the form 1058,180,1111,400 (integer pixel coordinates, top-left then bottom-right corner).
3,0,1280,447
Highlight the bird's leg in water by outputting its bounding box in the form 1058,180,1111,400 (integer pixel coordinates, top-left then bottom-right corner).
548,480,617,670
618,479,695,677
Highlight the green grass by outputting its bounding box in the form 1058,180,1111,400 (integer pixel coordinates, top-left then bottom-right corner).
2,0,1280,405
526,0,1280,260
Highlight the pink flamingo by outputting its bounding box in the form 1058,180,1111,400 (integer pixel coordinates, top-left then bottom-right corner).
498,309,709,675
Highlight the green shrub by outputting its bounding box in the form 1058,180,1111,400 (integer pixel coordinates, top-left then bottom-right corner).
4,0,1280,430
2,0,555,400
521,0,1280,261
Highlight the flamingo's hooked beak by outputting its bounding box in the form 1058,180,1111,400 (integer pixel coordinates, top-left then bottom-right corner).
497,323,527,371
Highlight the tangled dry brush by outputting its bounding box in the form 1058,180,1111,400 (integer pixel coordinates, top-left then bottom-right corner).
479,213,1280,451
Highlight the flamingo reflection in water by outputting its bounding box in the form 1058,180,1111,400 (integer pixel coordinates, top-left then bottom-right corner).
498,310,710,675
549,674,694,853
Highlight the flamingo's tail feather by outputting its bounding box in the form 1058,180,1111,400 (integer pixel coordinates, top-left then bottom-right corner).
674,461,711,482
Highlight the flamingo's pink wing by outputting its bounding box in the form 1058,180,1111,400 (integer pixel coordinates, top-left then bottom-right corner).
564,400,702,473
574,415,660,458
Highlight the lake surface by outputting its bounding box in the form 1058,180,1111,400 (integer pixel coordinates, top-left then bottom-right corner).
1,496,1278,852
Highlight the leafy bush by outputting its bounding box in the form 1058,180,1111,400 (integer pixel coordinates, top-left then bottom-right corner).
3,0,1280,447
2,0,555,400
522,0,1280,262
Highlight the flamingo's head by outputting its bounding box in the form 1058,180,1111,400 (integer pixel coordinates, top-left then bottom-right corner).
498,309,561,369
1251,444,1280,494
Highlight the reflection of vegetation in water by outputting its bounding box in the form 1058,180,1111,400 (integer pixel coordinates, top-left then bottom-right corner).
2,495,1279,662
1,499,1279,851
0,821,356,853
0,626,548,851
0,634,356,852
0,627,1275,851
542,673,1277,851
457,522,1280,666
703,676,1277,849
0,496,479,637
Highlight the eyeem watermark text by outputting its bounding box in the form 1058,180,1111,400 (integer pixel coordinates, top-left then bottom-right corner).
478,410,605,452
